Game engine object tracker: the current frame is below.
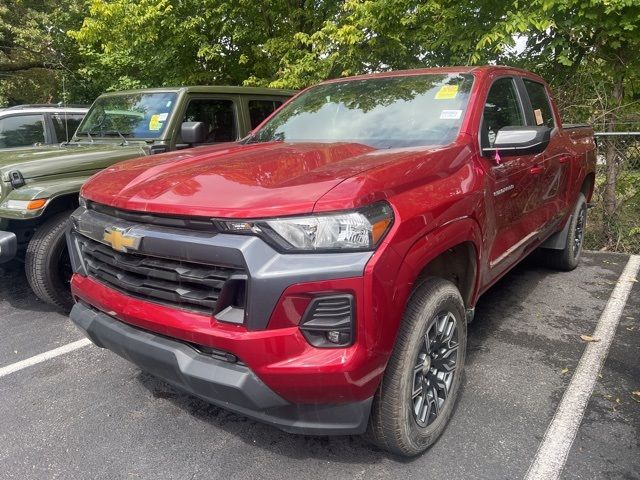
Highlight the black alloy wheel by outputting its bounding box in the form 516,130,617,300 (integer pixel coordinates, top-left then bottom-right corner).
411,311,459,427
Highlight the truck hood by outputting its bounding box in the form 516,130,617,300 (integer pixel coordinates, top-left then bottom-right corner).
0,143,149,181
82,141,435,218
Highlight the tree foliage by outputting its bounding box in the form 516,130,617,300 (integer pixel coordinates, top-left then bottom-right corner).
2,0,638,125
67,0,345,91
0,0,88,105
1,0,638,250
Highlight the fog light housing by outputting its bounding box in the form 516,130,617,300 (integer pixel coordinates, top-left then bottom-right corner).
326,330,351,345
299,294,354,348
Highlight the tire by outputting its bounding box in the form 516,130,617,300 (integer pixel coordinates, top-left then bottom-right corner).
543,193,587,271
25,211,74,310
367,277,467,457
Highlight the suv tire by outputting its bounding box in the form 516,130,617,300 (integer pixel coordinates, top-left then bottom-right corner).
367,277,467,456
25,211,74,311
543,193,587,271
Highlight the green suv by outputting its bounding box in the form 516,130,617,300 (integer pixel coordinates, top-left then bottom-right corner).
0,86,293,308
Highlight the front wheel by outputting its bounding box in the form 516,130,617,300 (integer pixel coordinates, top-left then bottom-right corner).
367,277,467,456
25,211,74,311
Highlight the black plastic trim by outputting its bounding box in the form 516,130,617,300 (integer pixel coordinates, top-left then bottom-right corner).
70,302,373,435
299,294,355,348
0,230,17,263
86,201,216,231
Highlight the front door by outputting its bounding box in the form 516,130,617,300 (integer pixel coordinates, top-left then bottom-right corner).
479,76,547,283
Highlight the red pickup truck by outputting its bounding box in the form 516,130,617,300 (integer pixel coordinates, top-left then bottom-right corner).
67,66,595,456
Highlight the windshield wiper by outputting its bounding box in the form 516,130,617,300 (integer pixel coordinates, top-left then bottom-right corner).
242,132,258,144
75,131,95,143
100,130,131,146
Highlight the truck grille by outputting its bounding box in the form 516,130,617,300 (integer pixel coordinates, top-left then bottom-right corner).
77,235,239,315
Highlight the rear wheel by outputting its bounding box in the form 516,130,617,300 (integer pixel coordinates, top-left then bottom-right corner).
367,277,467,456
543,193,587,271
25,211,74,311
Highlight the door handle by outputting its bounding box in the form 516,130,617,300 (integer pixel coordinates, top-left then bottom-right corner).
530,165,545,175
559,155,571,164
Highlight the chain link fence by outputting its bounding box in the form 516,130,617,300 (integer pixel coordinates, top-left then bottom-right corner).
585,132,640,254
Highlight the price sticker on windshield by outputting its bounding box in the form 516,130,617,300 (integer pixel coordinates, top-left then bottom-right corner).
435,85,459,100
149,114,162,131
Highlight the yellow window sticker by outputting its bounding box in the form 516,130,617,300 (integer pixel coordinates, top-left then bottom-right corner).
534,109,544,125
435,85,459,100
149,114,162,131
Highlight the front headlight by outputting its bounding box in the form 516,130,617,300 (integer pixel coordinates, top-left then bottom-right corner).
218,202,393,252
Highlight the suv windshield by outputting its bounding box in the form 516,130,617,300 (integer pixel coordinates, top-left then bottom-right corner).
252,73,473,148
76,92,177,139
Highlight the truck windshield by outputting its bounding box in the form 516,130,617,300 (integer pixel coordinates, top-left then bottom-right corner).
252,73,473,148
76,92,177,139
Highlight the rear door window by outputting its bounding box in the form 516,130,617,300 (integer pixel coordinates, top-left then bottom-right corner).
52,113,85,142
183,99,237,143
481,78,526,148
523,79,555,128
0,114,46,148
248,100,283,129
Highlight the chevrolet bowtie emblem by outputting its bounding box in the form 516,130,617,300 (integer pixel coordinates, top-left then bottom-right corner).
103,227,141,253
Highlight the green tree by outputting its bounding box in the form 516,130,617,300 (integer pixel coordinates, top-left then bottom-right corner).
265,0,508,88
475,0,640,247
68,0,343,91
0,0,88,105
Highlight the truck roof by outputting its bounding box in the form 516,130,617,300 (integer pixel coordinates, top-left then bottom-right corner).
320,65,547,84
98,86,297,97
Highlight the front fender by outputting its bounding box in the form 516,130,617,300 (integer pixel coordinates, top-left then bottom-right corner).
0,176,89,220
363,216,484,366
392,216,484,309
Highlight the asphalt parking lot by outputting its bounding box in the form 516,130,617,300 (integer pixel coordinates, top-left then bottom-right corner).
0,251,638,480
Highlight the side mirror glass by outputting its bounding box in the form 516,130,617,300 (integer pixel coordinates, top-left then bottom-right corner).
484,126,551,157
181,121,207,145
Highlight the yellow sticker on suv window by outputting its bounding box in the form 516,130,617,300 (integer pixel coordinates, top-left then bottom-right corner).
435,85,459,100
149,114,162,131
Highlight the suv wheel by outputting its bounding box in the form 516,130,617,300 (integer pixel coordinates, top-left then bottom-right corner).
367,277,467,456
543,193,587,271
25,211,74,311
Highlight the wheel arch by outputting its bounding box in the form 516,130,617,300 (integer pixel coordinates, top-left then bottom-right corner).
415,241,478,308
41,193,79,219
394,217,483,311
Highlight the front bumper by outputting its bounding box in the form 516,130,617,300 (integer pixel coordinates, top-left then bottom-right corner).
0,231,17,263
70,301,373,435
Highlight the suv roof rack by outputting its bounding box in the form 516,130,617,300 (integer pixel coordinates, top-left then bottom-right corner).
5,103,89,110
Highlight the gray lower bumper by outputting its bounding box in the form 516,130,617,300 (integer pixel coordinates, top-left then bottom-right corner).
0,231,17,263
70,302,372,435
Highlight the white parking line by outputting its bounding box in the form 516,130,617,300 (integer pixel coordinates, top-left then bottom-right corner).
525,254,640,480
0,338,92,378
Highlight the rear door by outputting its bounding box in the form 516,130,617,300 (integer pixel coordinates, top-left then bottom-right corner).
0,114,47,148
50,112,86,143
479,76,548,282
242,97,286,132
520,78,571,223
